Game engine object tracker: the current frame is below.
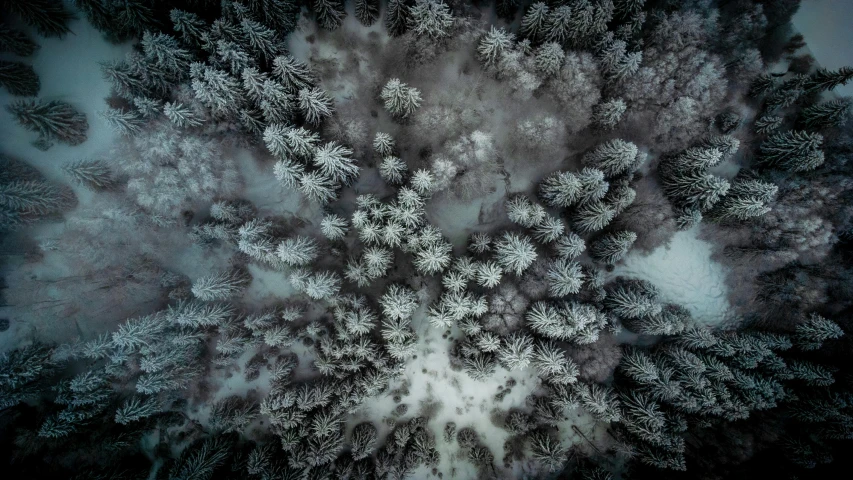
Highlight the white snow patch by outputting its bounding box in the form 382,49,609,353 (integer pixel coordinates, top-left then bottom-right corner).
609,226,734,326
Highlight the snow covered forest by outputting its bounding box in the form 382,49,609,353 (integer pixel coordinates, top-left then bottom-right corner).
1,0,852,479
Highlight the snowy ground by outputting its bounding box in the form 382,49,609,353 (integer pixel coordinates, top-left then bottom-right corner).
792,0,853,97
608,225,735,327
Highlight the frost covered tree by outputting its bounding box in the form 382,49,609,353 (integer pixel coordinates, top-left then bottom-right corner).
277,236,319,266
520,2,550,43
590,231,637,265
532,216,565,244
805,67,853,93
506,194,546,228
190,65,244,118
272,55,315,93
572,201,616,234
321,214,348,241
380,284,419,320
554,232,585,260
411,169,435,196
661,168,730,213
6,99,88,147
379,156,407,185
115,396,161,424
170,9,207,47
313,142,359,185
101,108,145,136
530,430,567,472
604,280,661,320
709,177,777,221
62,159,116,191
476,260,503,288
381,78,422,119
0,61,40,96
497,333,534,370
355,0,380,26
264,125,320,160
373,132,395,157
539,171,582,208
534,42,565,76
350,422,378,460
163,102,203,128
544,5,574,45
794,314,844,351
546,259,584,296
3,0,74,37
407,0,454,39
756,130,824,172
592,98,626,130
414,238,453,274
478,26,514,66
298,87,335,126
299,171,337,204
494,232,538,275
582,139,639,178
799,99,852,130
273,158,304,188
313,0,346,30
192,270,250,301
386,0,409,36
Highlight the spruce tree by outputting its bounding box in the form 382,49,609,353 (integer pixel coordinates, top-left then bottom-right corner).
794,314,844,351
582,139,639,178
590,231,637,265
6,99,88,147
355,0,380,26
272,55,315,93
572,200,616,234
299,171,337,203
0,23,38,56
379,156,408,185
0,61,40,96
3,0,74,37
314,0,346,30
545,5,574,45
381,78,422,119
298,87,335,125
754,115,783,135
520,2,550,43
494,232,538,275
101,108,145,136
62,159,116,190
539,171,582,208
192,270,250,301
661,169,730,212
386,0,409,37
534,42,565,76
757,130,824,172
799,99,852,130
163,102,202,128
313,142,358,185
407,0,454,39
477,26,515,66
546,259,584,296
170,9,208,47
805,67,853,93
592,98,626,130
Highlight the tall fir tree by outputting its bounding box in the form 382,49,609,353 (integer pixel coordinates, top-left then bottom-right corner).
6,99,88,147
757,130,824,172
0,61,40,96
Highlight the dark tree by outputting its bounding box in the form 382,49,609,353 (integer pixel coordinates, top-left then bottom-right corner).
6,99,89,147
0,61,40,96
2,0,75,37
0,23,39,56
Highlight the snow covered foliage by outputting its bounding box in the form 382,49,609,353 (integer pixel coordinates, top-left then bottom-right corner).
381,78,422,119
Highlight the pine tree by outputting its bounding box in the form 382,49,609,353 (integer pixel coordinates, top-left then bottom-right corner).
314,0,346,30
414,239,453,274
539,171,581,208
476,260,503,288
163,102,203,128
380,284,419,320
381,78,422,119
141,31,192,79
0,180,73,229
520,2,550,42
477,26,515,66
546,259,584,296
592,98,626,130
534,42,565,76
6,99,88,147
661,169,730,212
506,194,546,228
411,169,435,195
170,9,207,47
264,124,320,160
532,216,565,243
355,0,380,26
799,99,852,130
298,87,335,126
386,0,409,37
191,66,244,118
272,55,315,93
572,200,616,234
299,171,337,204
115,395,161,424
0,23,38,56
545,5,573,45
795,314,844,351
700,135,740,160
373,132,395,157
710,178,777,221
757,130,824,172
604,280,661,319
554,232,585,259
754,114,783,135
805,67,853,93
62,159,116,190
0,61,40,96
276,236,319,266
497,332,534,370
530,430,567,472
583,139,639,178
494,232,538,275
350,422,379,460
101,108,145,136
192,270,250,301
3,0,74,37
313,142,359,184
590,231,637,264
321,214,348,241
379,156,408,185
302,270,341,300
407,0,454,39
576,167,610,205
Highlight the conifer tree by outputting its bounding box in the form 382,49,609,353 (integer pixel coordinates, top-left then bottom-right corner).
101,108,145,136
520,2,550,43
272,55,315,93
476,260,503,288
661,169,730,212
298,87,335,126
6,99,88,147
163,102,203,128
408,0,454,39
592,98,626,130
379,156,408,185
799,99,852,130
3,0,74,37
478,26,515,66
539,171,582,208
386,0,409,37
582,139,639,178
554,232,585,259
494,232,538,275
805,67,853,93
546,259,584,296
373,132,395,157
314,0,346,30
794,314,844,351
299,171,337,204
506,194,546,228
534,42,565,76
757,130,824,172
545,5,574,45
170,9,208,47
355,0,380,26
241,18,280,60
277,236,319,266
533,216,565,243
313,142,359,185
192,270,250,301
115,396,161,424
411,169,435,195
604,280,661,319
381,78,422,119
754,115,783,135
62,159,116,190
264,125,320,160
0,61,40,96
530,430,567,472
321,214,348,241
590,231,637,264
576,167,610,205
572,200,616,234
0,23,38,56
